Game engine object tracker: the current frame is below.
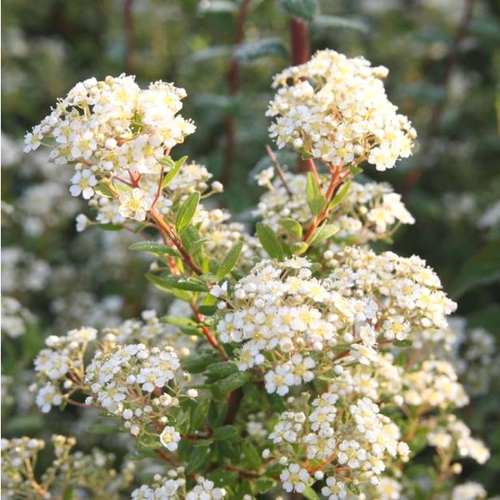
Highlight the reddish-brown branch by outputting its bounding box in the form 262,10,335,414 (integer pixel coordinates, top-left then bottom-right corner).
223,465,261,479
191,303,227,360
124,0,134,73
303,167,343,243
402,0,476,193
290,17,310,66
290,16,311,174
220,0,251,185
224,387,244,425
148,208,203,276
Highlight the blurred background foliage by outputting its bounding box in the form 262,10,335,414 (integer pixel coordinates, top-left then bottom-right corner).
2,0,500,495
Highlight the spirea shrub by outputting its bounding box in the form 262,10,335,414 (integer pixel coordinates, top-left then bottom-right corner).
12,49,496,499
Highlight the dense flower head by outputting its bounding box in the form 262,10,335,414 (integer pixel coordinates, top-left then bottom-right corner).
328,246,457,332
253,171,414,246
267,50,416,170
24,75,195,175
1,295,35,338
271,393,409,493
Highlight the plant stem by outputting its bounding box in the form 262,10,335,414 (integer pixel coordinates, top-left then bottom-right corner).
148,208,203,276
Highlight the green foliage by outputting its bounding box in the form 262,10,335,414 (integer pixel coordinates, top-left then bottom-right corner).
256,222,285,260
176,192,201,235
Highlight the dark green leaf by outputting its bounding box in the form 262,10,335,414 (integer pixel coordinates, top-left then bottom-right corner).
256,222,284,261
219,371,252,393
129,241,179,257
182,353,221,373
279,0,318,22
451,241,500,298
213,425,238,440
150,274,208,292
206,361,238,378
176,192,200,235
234,38,288,63
145,273,193,301
216,241,244,280
187,444,211,472
312,15,369,33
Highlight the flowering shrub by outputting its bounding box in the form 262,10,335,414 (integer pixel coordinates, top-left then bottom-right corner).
7,48,497,499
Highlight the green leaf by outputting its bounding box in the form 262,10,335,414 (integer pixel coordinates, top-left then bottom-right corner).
312,15,369,34
213,425,238,440
190,399,209,431
242,443,261,469
145,274,193,301
256,222,284,261
206,361,238,378
162,316,199,329
95,181,115,198
219,371,252,394
129,241,179,257
349,165,363,175
394,339,413,348
182,353,221,373
181,225,208,267
187,444,211,472
216,241,243,280
234,38,288,63
161,156,188,189
451,241,500,298
303,486,320,500
190,45,232,63
328,181,352,210
290,241,309,255
207,470,239,488
308,224,339,246
158,275,208,292
279,218,303,239
63,485,74,500
279,0,318,22
306,172,326,216
176,192,200,235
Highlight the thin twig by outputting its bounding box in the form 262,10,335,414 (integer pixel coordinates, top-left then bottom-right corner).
265,144,293,197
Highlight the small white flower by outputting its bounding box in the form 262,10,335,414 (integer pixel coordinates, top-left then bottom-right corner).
69,169,97,199
160,426,181,451
118,188,153,221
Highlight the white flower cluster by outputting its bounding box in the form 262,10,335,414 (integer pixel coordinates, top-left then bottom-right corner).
217,257,345,393
1,435,129,500
267,50,416,170
271,395,409,494
403,360,469,409
452,482,488,500
24,75,194,174
132,472,227,500
1,295,35,338
31,315,197,444
427,415,490,465
328,246,457,334
253,170,414,245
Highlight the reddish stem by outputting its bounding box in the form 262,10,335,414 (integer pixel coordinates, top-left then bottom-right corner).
290,17,310,66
